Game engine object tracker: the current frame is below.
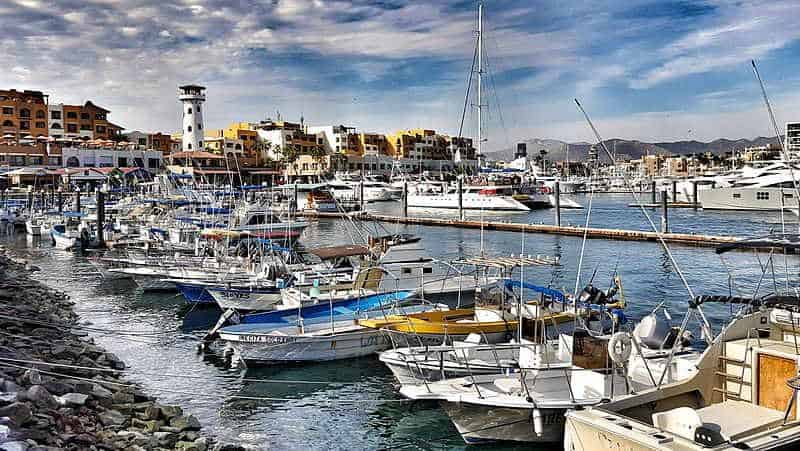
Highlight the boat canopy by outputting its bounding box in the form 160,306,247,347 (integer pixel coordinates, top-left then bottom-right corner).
453,255,559,268
504,279,566,302
715,233,800,254
310,244,370,260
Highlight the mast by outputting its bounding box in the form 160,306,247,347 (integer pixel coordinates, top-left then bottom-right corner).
476,1,484,166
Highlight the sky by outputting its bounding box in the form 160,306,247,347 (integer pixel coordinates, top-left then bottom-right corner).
2,0,800,150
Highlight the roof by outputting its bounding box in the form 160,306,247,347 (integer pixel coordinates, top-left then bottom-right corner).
170,151,224,159
83,101,110,113
310,244,370,260
179,84,206,90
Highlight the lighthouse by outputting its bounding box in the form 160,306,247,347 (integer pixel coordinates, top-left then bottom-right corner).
178,84,205,152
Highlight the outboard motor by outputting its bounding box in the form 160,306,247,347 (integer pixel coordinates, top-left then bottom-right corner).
633,313,676,350
579,284,608,305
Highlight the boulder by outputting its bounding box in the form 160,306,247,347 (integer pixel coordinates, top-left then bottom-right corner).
0,441,28,451
55,393,88,407
111,390,134,405
43,381,74,396
193,437,209,451
169,414,201,432
159,405,182,420
0,402,32,427
153,431,178,448
175,441,200,451
23,386,56,409
97,409,126,427
90,384,113,400
0,392,17,405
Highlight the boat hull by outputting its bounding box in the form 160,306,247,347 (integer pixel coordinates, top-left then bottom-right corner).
221,326,391,362
175,282,216,304
698,187,800,211
406,194,530,211
441,402,565,444
208,287,282,311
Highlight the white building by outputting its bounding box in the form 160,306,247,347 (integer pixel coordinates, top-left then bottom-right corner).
61,147,163,170
178,85,205,152
48,103,64,138
786,122,800,157
307,125,356,154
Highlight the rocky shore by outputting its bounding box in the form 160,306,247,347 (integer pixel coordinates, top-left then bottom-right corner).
0,251,243,451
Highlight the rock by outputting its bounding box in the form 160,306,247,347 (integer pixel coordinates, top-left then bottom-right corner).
143,405,161,420
2,380,19,393
91,384,113,400
21,370,41,386
170,414,201,432
23,386,56,409
70,433,96,445
103,352,125,370
175,441,200,451
43,381,73,396
0,441,28,451
98,409,126,426
194,437,209,451
55,393,87,407
0,423,8,439
159,405,182,419
212,445,247,451
0,402,32,427
131,418,162,433
111,390,134,405
154,431,178,447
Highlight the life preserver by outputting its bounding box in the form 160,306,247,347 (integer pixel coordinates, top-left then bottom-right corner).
541,186,551,194
607,332,632,364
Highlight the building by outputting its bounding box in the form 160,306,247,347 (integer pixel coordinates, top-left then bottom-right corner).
664,156,688,177
385,129,474,161
204,135,244,155
254,119,323,161
354,132,389,156
307,125,358,155
219,122,259,155
51,101,122,140
178,85,206,152
786,122,800,157
61,147,163,170
0,89,49,142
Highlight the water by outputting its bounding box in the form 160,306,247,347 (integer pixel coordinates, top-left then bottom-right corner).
8,194,800,450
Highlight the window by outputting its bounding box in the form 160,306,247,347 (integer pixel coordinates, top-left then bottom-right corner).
48,156,61,166
196,105,200,112
757,192,770,200
19,121,29,130
118,157,127,167
225,143,233,148
187,125,192,132
35,110,45,119
95,113,105,120
80,124,92,131
153,139,160,147
198,123,202,130
35,121,45,128
138,138,146,145
198,140,202,147
19,108,30,118
51,111,61,119
2,107,12,115
12,156,25,166
67,124,78,133
401,268,412,274
29,156,42,165
187,107,192,115
2,120,13,127
148,158,160,169
80,113,90,120
188,143,192,150
96,125,106,133
66,111,77,119
423,267,433,274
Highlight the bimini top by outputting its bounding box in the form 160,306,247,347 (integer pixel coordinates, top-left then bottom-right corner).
715,233,800,254
309,244,370,260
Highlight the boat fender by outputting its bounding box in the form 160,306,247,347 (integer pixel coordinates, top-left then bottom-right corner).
532,408,543,436
608,332,632,364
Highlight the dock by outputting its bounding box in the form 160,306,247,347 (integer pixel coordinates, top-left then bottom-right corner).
301,212,739,248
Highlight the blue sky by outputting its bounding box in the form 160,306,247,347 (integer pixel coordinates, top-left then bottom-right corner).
2,0,800,149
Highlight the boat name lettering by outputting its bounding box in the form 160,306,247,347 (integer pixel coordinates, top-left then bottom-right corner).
239,335,293,344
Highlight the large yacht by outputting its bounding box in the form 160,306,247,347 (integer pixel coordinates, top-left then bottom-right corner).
697,163,800,210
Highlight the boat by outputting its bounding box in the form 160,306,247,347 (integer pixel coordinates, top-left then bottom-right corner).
406,184,532,211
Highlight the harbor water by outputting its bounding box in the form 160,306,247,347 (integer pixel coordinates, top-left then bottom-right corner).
8,194,800,450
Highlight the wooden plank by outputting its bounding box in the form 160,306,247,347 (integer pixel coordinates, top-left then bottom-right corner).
757,353,797,417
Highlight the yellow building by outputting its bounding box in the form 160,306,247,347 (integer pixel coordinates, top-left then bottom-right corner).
221,122,259,155
353,132,388,156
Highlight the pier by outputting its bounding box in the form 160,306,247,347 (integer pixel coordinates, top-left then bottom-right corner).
301,211,740,247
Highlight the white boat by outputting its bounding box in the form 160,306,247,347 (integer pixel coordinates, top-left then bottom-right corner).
698,170,800,211
407,185,531,211
25,219,41,236
219,320,391,363
51,223,86,250
564,294,800,451
206,283,282,311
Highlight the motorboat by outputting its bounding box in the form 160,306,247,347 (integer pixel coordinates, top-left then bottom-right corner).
407,184,532,211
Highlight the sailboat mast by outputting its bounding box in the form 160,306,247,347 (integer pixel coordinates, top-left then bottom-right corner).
476,1,483,165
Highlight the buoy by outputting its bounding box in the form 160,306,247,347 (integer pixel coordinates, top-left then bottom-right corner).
608,332,632,364
533,408,544,437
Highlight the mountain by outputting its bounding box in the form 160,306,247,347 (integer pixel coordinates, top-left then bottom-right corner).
486,136,781,162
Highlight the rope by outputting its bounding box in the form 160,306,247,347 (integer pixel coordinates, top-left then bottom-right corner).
0,313,178,337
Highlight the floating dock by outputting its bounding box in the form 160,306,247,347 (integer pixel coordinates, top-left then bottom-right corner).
301,212,739,248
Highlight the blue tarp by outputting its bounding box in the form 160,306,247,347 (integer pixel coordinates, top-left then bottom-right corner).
504,279,566,302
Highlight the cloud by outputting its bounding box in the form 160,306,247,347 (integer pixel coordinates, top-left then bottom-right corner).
0,0,798,149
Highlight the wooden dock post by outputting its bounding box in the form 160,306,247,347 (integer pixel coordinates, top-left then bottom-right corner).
402,181,408,218
693,181,699,210
651,181,657,204
57,189,63,213
95,189,105,248
292,184,298,213
75,189,81,213
661,190,669,233
554,181,561,227
672,180,677,203
457,177,463,220
27,190,33,211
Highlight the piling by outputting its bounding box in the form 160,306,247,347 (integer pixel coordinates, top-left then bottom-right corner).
57,189,63,213
672,180,677,203
651,181,656,204
96,189,105,248
359,180,365,211
75,189,81,213
693,182,699,210
661,190,669,233
554,181,561,227
402,181,408,217
40,190,46,210
457,177,463,220
292,184,298,213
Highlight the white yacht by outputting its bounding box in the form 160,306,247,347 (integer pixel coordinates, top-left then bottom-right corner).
407,184,532,211
698,170,800,211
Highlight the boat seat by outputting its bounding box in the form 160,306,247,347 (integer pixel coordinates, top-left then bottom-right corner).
653,401,786,444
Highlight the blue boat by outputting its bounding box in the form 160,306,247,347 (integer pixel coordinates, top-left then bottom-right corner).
238,290,417,327
175,282,217,305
